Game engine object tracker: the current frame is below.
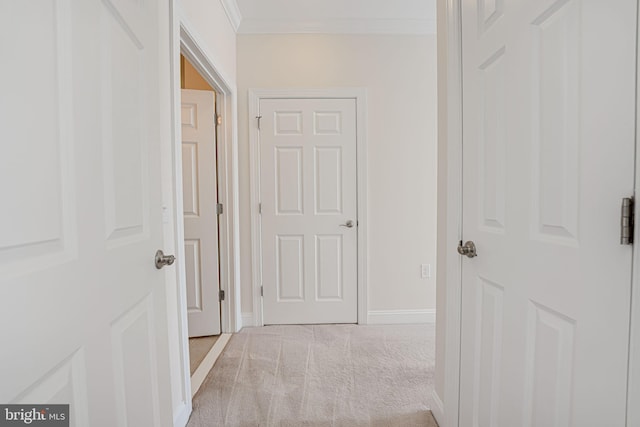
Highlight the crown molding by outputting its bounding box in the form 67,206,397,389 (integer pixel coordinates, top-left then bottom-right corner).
219,0,242,32
237,18,436,35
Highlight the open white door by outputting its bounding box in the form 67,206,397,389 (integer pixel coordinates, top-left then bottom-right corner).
459,0,636,426
259,98,358,325
181,89,221,337
0,1,174,425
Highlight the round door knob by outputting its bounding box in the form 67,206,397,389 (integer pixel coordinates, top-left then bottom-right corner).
155,250,176,269
457,241,477,258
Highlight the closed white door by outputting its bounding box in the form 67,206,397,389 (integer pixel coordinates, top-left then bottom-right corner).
459,0,636,426
181,89,221,337
0,1,174,426
260,98,358,325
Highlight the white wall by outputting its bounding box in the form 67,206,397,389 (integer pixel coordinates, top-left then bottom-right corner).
237,34,438,319
180,0,237,86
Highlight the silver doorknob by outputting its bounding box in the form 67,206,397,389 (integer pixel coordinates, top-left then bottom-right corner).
340,220,355,228
155,250,176,269
457,241,477,258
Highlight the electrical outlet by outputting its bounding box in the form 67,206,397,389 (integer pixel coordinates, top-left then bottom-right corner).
421,264,431,279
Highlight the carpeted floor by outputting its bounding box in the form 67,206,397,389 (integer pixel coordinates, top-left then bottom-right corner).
187,323,438,427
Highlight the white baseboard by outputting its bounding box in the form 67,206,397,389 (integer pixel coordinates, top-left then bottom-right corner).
241,312,254,328
190,333,232,397
173,401,191,427
367,309,436,325
431,390,445,427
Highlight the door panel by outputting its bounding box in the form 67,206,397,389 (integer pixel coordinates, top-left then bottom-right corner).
315,235,343,300
0,0,173,425
1,0,75,271
260,98,357,325
315,147,343,214
101,0,148,245
531,0,581,245
12,350,89,425
276,235,305,301
181,89,221,337
522,302,575,427
111,296,161,426
459,0,636,426
275,147,304,214
182,142,200,216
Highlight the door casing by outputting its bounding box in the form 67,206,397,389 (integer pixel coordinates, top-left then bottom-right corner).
628,3,640,423
439,1,640,427
166,5,242,425
437,2,464,426
248,88,369,327
179,27,238,336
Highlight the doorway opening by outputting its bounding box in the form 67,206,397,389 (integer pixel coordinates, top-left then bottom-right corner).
180,54,223,380
174,30,239,400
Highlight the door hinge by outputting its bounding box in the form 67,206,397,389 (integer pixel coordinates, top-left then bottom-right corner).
259,203,262,214
217,203,224,215
219,289,225,301
260,286,263,297
621,197,634,245
215,113,222,127
256,115,262,130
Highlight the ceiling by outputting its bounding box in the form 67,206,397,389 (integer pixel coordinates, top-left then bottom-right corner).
231,0,436,35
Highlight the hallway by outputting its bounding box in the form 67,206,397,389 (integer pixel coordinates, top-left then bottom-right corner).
187,324,438,426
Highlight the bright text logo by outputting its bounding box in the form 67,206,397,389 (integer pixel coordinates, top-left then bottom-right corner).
0,405,69,427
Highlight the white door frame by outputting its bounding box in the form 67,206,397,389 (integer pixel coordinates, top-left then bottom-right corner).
628,3,640,424
440,0,464,426
248,88,369,327
178,25,239,335
441,1,640,427
166,3,242,426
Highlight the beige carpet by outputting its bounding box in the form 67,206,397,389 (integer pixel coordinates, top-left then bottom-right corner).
188,324,438,427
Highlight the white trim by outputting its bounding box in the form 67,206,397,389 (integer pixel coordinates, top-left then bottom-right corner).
430,390,445,425
248,91,264,328
168,8,241,426
179,22,242,335
190,334,232,397
367,309,435,325
248,88,369,327
178,9,236,89
238,18,436,35
241,312,254,328
172,402,190,427
219,0,242,32
627,2,640,423
168,3,192,426
442,0,464,427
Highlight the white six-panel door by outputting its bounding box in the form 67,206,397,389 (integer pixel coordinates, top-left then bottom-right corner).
181,89,221,337
0,0,174,425
260,98,358,325
459,0,637,426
